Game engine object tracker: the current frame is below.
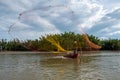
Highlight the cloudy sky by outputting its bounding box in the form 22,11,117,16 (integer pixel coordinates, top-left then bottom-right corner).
0,0,120,40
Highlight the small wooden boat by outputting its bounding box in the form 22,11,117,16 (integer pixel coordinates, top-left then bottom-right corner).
63,52,79,59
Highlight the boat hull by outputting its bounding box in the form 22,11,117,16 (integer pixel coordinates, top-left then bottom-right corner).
64,53,78,59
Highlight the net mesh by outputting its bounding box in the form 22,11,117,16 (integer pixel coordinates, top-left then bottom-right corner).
8,0,102,51
46,37,67,52
83,34,101,50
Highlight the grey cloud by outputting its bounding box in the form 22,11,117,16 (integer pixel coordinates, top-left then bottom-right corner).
88,8,120,39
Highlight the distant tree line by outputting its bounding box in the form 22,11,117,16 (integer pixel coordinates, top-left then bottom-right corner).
0,32,120,51
100,39,120,50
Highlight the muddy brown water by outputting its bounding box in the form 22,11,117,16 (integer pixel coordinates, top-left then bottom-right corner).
0,51,120,80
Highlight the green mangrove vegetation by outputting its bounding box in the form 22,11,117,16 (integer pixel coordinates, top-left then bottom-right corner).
0,32,120,51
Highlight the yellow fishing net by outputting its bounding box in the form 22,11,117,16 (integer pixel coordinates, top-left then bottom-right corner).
46,37,67,52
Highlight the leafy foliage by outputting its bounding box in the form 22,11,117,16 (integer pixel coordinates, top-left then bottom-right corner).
0,32,120,51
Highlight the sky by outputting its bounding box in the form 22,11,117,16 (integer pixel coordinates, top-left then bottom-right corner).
0,0,120,40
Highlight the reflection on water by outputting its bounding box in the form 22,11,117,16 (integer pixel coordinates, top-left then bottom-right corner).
40,55,95,80
0,51,120,80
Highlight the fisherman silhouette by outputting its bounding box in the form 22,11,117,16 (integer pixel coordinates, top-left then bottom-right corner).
64,41,79,59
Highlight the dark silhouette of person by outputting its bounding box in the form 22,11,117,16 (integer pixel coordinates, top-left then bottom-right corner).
64,40,78,59
73,41,78,54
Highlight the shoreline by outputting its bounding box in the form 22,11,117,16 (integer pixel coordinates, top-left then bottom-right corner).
0,50,119,55
0,51,71,55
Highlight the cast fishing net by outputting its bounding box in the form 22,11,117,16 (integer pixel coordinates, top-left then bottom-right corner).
8,0,101,51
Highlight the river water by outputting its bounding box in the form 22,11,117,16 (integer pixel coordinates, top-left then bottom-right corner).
0,51,120,80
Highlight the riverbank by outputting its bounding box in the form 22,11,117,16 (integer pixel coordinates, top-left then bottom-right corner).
0,51,72,55
0,51,52,55
0,50,119,55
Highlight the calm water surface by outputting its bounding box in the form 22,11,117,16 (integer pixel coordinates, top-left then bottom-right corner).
0,51,120,80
